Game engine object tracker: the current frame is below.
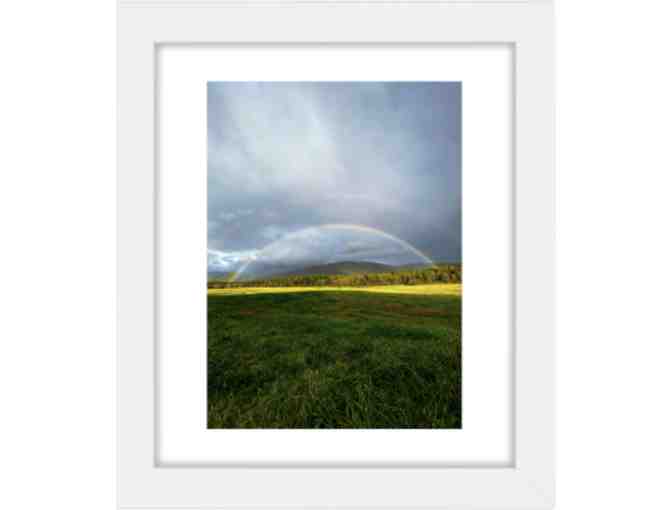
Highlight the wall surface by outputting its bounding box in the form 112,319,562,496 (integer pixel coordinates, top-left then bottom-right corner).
0,1,670,508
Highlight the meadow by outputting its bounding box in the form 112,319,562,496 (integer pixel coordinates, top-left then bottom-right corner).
207,282,461,428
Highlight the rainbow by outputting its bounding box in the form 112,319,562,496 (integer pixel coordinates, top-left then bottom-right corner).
230,223,435,282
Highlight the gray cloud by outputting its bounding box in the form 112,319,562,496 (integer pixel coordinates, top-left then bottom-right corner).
208,82,461,274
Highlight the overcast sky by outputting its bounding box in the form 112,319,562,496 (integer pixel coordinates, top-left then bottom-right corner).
208,82,461,275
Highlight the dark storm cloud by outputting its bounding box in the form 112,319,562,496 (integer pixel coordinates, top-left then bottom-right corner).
208,82,461,273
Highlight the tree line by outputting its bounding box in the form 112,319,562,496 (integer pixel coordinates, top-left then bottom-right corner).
207,264,462,288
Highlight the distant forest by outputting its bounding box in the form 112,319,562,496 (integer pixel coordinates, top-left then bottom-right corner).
208,264,462,288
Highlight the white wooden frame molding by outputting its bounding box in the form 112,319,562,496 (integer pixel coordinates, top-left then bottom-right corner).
118,1,554,508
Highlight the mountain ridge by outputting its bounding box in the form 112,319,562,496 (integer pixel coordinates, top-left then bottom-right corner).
267,260,396,279
208,260,461,282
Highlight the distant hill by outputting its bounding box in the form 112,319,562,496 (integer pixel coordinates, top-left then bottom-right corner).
269,261,395,278
208,262,461,288
208,271,234,281
207,262,392,282
208,261,461,284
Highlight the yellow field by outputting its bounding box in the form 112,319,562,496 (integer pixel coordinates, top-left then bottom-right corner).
208,283,462,297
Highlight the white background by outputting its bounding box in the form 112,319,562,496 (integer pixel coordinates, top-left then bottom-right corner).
158,45,512,465
1,0,671,508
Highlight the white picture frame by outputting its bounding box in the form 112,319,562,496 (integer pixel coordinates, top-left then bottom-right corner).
117,1,555,508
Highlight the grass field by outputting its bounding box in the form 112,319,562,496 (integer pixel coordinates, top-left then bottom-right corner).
207,283,461,428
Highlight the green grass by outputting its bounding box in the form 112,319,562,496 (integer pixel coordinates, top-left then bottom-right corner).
207,284,461,428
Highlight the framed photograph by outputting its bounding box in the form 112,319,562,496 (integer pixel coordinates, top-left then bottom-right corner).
118,1,554,508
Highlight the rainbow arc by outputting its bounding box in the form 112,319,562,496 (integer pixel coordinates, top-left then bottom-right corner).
230,223,435,282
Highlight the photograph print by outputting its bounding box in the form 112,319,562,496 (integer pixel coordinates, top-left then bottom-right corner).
207,82,462,428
